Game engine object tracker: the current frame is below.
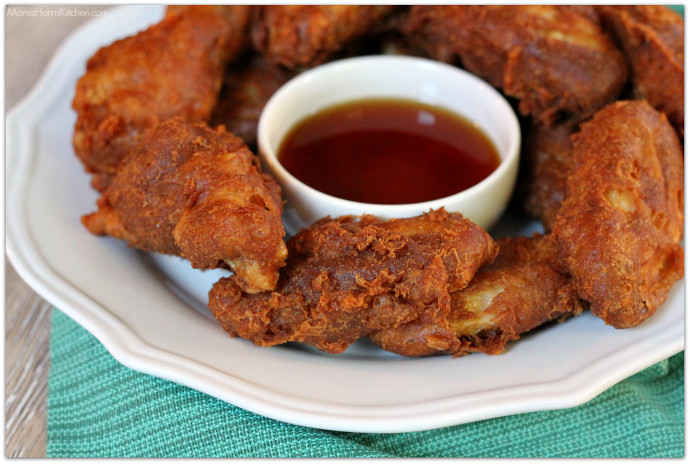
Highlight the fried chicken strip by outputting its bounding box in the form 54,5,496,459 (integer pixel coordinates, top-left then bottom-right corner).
210,52,296,149
553,100,684,329
251,5,398,69
73,5,251,191
595,5,684,136
82,118,287,293
399,5,628,125
208,209,497,354
520,120,577,232
370,235,583,357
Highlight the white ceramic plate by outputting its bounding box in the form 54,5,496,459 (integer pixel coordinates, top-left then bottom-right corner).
7,5,684,433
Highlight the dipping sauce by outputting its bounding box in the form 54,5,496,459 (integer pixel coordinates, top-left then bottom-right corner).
277,98,501,204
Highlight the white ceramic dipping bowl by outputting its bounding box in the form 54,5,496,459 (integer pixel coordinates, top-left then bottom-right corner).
258,55,521,235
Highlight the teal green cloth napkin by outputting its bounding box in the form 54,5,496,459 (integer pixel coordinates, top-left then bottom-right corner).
47,308,683,458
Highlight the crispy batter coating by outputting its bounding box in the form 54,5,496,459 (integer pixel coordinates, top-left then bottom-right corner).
72,5,686,358
399,5,628,124
251,5,397,69
208,209,498,354
370,235,583,357
520,120,577,232
73,5,251,191
82,118,287,293
210,52,295,149
596,5,684,136
553,100,684,329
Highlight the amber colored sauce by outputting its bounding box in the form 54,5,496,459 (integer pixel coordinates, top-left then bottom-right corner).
278,98,501,204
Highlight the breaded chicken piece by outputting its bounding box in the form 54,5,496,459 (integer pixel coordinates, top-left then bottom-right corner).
520,120,578,232
251,5,397,69
596,5,684,136
399,5,628,125
370,235,583,357
208,209,497,354
82,118,287,293
73,5,251,191
553,100,684,329
210,52,295,149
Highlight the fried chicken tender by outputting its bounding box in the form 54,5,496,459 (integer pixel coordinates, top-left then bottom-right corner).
73,5,251,191
399,5,628,124
251,5,398,69
208,209,498,354
553,100,684,329
520,120,577,232
596,5,684,136
82,118,287,293
210,52,295,149
370,235,583,357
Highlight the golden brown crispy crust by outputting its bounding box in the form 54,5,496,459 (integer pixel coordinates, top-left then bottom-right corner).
451,235,583,355
73,6,686,357
208,209,497,354
73,5,251,191
250,5,398,69
82,117,287,293
553,100,684,329
520,120,578,232
398,5,628,125
210,52,295,149
370,235,583,357
596,5,684,136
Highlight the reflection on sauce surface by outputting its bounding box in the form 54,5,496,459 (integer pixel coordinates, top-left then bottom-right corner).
278,98,501,204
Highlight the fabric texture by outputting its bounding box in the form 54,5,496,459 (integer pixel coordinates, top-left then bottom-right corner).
47,308,683,458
